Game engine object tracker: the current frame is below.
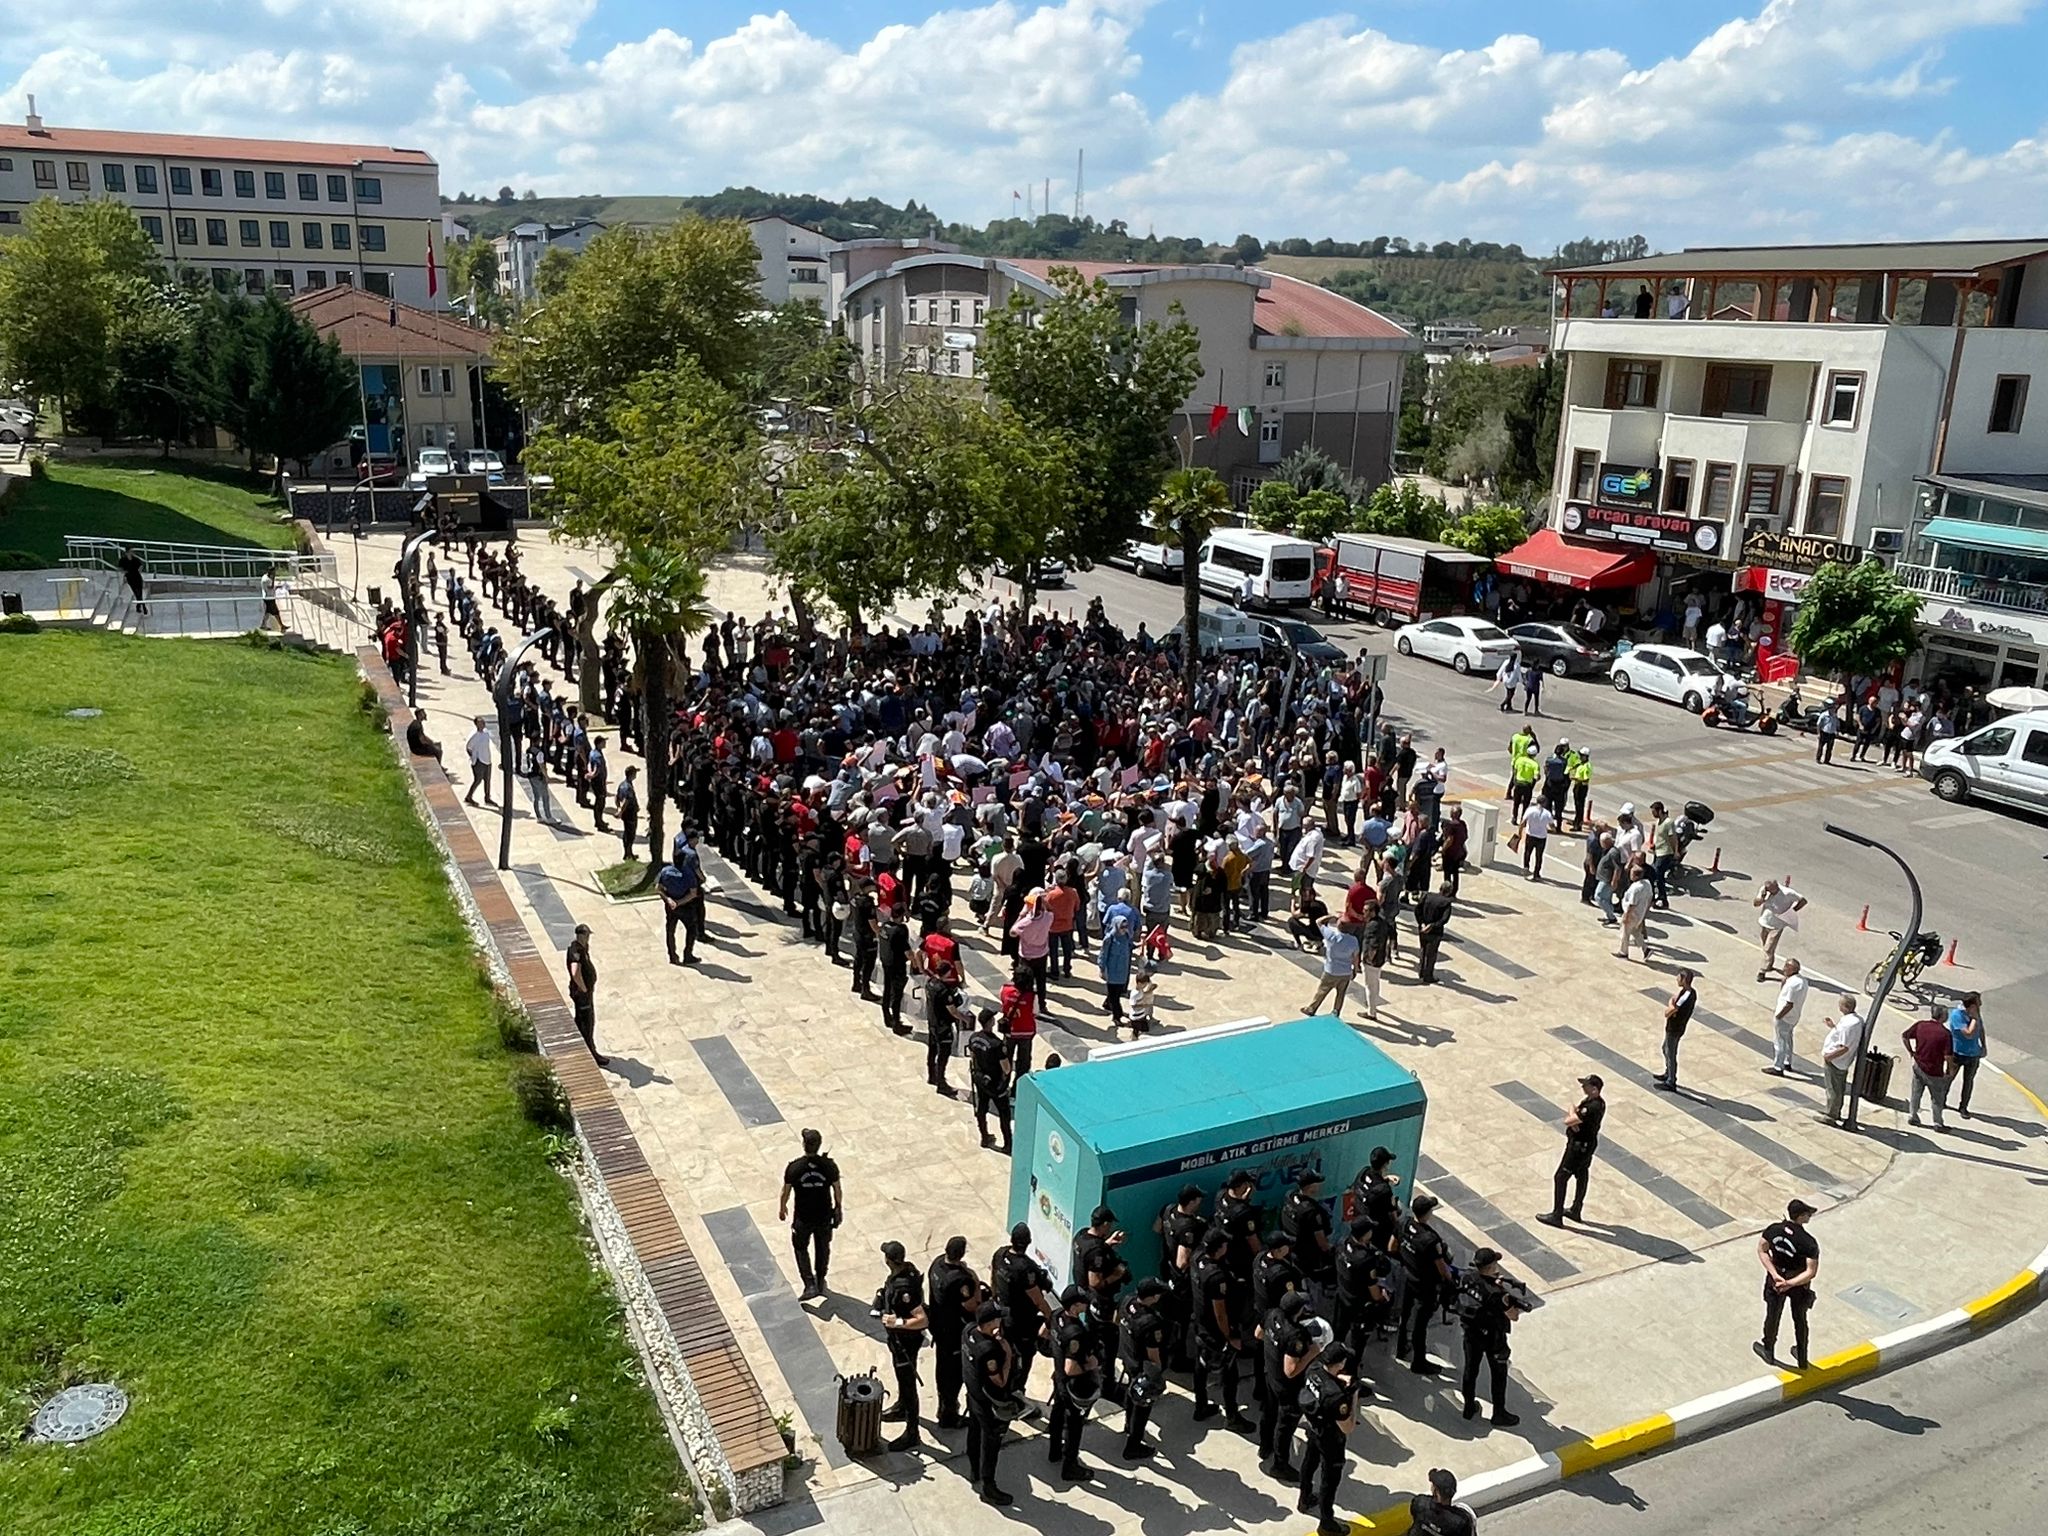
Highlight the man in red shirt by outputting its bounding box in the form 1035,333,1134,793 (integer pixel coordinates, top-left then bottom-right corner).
999,960,1038,1078
919,928,961,984
1901,1006,1954,1131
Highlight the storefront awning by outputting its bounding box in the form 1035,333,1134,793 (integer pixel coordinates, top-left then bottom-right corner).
1922,517,2048,557
1496,529,1658,591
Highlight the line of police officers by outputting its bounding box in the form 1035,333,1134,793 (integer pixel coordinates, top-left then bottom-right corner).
875,1146,1530,1534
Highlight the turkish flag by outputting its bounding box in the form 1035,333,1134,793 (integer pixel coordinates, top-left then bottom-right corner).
426,233,438,299
1207,403,1229,436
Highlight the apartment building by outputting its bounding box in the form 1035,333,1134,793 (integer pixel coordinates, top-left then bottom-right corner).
493,218,605,302
0,101,445,308
1524,238,2048,690
291,287,495,467
747,215,832,307
839,255,1416,498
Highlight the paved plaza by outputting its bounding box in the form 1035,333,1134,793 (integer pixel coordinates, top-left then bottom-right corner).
375,528,2048,1536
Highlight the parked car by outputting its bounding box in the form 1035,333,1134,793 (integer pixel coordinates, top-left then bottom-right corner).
463,448,506,480
406,448,455,490
1920,710,2048,814
1393,616,1519,675
1508,621,1614,678
1609,643,1738,711
1002,557,1068,588
0,401,34,444
1258,617,1346,667
1162,603,1264,657
354,455,404,487
1120,539,1185,579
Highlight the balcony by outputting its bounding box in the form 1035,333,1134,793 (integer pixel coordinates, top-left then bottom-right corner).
1897,561,2048,616
1660,413,1805,473
1561,405,1662,467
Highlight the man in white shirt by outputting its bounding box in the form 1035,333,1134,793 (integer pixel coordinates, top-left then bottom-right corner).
1820,997,1867,1122
1754,878,1808,981
1582,603,1605,638
1613,805,1645,860
1766,959,1809,1074
1615,870,1654,961
1520,802,1554,881
1705,619,1727,657
1289,820,1327,900
464,716,494,807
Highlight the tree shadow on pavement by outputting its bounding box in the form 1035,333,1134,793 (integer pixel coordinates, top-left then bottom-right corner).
1428,975,1517,1007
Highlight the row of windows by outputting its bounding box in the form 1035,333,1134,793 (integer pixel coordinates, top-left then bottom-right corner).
1570,450,1853,536
2,156,380,203
905,345,971,376
178,266,393,299
139,214,386,252
1601,356,2031,436
907,297,987,325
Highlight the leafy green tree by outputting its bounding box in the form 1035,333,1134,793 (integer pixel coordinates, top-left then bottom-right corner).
241,296,359,489
1353,479,1449,541
107,280,198,452
1439,502,1531,558
1275,444,1349,497
1293,488,1352,543
1247,479,1298,531
1787,561,1922,681
1149,466,1233,688
498,219,761,431
533,246,580,300
1444,410,1511,493
980,267,1203,570
0,198,162,425
746,300,856,412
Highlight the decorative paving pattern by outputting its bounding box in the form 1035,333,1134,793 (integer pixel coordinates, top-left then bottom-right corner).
30,1383,128,1444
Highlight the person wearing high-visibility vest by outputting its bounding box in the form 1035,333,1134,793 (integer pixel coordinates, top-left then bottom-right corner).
1504,726,1536,799
1509,741,1541,819
1567,746,1593,831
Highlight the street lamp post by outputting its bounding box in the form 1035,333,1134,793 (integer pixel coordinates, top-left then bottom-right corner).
399,511,437,712
1823,822,1923,1132
493,629,555,871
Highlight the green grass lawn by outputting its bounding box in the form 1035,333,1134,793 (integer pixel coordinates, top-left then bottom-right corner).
0,631,695,1536
0,460,296,567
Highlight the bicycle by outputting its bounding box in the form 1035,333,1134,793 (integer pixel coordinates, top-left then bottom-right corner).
1865,929,1943,992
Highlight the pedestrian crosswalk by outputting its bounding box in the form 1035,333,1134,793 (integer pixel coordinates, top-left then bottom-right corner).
1576,742,1939,829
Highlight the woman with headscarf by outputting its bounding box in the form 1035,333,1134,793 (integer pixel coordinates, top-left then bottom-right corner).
1098,894,1139,1027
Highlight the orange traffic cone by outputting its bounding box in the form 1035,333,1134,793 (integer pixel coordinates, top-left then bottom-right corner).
1857,904,1870,932
1709,846,1721,873
1944,938,1959,966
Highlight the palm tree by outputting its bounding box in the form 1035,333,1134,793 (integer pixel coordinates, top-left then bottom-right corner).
1149,466,1233,691
605,550,716,886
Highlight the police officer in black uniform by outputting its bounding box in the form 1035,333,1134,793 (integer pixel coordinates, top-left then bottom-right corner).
1072,1206,1130,1401
1334,1215,1394,1355
927,1235,982,1429
878,1241,929,1451
1456,1246,1525,1427
989,1222,1053,1398
1397,1193,1455,1375
962,1302,1018,1506
1214,1169,1264,1330
1248,1230,1303,1406
1046,1285,1102,1481
1353,1145,1404,1255
967,1010,1014,1152
1117,1278,1170,1460
1158,1185,1207,1371
1296,1341,1361,1536
925,967,968,1097
1539,1073,1606,1227
777,1128,841,1301
1281,1169,1337,1308
1191,1228,1252,1429
1409,1467,1478,1536
1258,1290,1321,1480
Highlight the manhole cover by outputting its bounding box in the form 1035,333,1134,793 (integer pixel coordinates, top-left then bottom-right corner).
1836,1282,1920,1324
65,708,103,719
30,1383,129,1443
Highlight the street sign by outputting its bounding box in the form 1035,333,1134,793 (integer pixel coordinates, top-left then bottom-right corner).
1360,650,1388,684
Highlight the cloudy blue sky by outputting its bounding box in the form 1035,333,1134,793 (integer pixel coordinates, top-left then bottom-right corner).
5,0,2044,248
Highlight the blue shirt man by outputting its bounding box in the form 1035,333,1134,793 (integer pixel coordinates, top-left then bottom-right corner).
658,851,703,964
1360,815,1391,852
1947,997,1985,1058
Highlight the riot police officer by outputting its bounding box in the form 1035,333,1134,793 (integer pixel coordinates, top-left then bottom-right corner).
1214,1170,1264,1328
1352,1145,1404,1255
878,1241,928,1451
1258,1290,1321,1481
1334,1216,1394,1355
1158,1185,1207,1371
1397,1193,1455,1375
1280,1170,1337,1307
967,1010,1014,1153
989,1223,1053,1398
1073,1206,1130,1400
927,1235,981,1429
1457,1247,1526,1428
1046,1286,1102,1481
1191,1228,1252,1429
962,1302,1018,1506
1296,1342,1362,1536
1248,1230,1302,1406
1117,1278,1170,1460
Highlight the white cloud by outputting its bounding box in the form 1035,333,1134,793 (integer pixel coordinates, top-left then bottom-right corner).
0,0,2041,248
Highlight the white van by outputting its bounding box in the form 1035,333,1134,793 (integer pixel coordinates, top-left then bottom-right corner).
1920,710,2048,814
1163,603,1264,657
1198,529,1316,608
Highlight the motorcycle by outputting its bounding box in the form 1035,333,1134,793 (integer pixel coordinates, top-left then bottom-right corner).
1671,800,1714,866
1701,686,1760,731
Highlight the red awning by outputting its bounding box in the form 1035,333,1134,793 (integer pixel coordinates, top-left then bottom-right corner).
1496,529,1656,591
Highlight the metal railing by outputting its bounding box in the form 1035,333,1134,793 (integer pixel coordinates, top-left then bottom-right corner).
1896,561,2048,616
62,535,336,583
73,562,374,653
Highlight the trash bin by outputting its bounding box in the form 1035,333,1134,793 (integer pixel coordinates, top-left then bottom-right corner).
366,584,383,609
1858,1049,1894,1106
0,591,22,616
834,1370,884,1457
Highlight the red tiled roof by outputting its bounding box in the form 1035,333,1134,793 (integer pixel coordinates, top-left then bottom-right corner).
998,259,1408,340
1253,273,1409,341
0,123,433,168
289,287,491,360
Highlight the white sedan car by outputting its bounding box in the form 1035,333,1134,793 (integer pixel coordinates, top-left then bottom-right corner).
1609,643,1736,711
1394,616,1520,675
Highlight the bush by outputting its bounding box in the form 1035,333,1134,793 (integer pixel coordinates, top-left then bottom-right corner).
509,1056,572,1130
1,611,40,634
354,676,389,730
494,994,538,1053
0,549,46,570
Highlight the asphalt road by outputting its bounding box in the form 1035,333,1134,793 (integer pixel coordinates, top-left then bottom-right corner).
1047,560,2048,1077
1483,1303,2048,1535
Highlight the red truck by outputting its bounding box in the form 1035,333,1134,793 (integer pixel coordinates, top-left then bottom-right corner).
1312,533,1490,625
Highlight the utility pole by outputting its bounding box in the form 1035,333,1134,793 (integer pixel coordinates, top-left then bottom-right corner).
1075,150,1084,221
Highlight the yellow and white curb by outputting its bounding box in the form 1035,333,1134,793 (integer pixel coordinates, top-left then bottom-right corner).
1336,1062,2048,1535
